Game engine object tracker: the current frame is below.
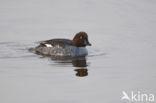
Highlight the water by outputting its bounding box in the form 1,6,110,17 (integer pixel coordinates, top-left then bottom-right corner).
0,0,156,103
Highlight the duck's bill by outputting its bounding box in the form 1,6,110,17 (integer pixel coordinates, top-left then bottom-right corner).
85,39,92,46
87,42,92,46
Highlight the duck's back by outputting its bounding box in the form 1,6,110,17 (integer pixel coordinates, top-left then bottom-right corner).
35,39,73,56
40,39,72,47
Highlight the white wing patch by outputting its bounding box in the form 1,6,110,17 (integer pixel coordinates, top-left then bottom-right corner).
45,44,52,47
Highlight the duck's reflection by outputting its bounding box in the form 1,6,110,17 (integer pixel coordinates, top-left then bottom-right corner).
74,69,88,77
50,56,89,77
72,57,88,77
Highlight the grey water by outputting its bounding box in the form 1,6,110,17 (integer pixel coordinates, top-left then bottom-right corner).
0,0,156,103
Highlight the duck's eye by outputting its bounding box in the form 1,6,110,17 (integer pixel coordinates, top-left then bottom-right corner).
80,36,83,39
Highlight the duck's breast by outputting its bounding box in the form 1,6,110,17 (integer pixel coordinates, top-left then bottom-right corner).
67,46,88,57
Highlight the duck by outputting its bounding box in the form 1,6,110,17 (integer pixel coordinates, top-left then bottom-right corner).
34,32,91,57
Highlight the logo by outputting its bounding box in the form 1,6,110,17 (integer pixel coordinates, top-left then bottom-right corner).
121,91,155,102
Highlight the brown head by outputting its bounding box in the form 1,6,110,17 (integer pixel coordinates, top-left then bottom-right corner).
72,32,91,47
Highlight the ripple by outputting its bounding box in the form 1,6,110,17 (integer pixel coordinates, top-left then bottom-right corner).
0,41,36,59
88,48,106,57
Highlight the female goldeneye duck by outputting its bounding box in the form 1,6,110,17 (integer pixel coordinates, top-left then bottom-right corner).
35,32,91,57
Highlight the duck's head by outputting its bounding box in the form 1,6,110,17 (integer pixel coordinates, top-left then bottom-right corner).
72,32,91,47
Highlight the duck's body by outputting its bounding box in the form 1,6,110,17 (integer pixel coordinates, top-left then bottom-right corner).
34,32,91,57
